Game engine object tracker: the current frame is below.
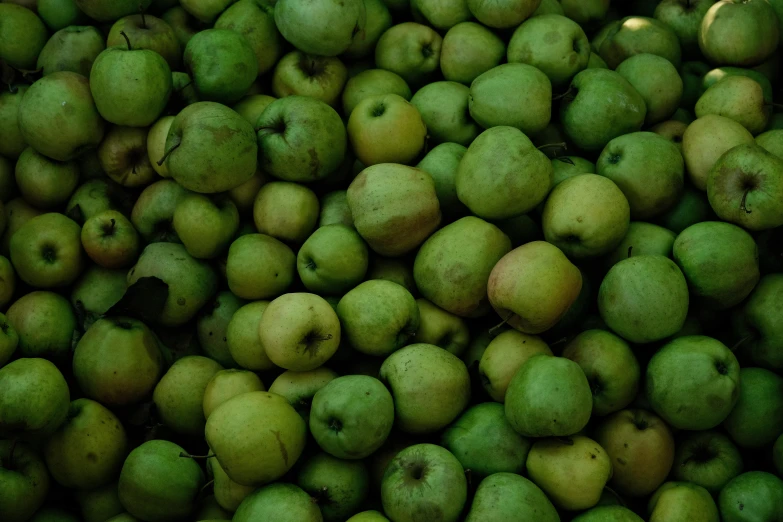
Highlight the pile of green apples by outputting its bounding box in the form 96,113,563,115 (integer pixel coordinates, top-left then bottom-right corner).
1,0,783,520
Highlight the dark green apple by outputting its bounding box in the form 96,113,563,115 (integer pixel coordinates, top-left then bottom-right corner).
654,0,716,57
718,472,783,522
297,452,368,522
722,367,783,448
375,22,442,86
0,85,28,159
648,481,720,521
196,291,245,368
0,3,49,70
215,0,281,76
37,26,105,77
74,0,153,22
184,29,258,104
672,430,743,493
233,483,322,522
38,0,88,31
14,147,79,209
733,274,783,371
6,291,75,361
0,441,51,522
617,53,683,125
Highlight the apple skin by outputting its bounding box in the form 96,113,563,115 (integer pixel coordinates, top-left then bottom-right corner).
348,93,427,166
682,115,755,191
594,409,675,497
0,85,29,159
646,335,740,430
671,430,744,493
215,0,281,76
381,443,467,522
107,14,181,70
718,472,783,522
43,398,128,490
342,69,411,118
699,0,779,66
733,274,783,372
37,25,105,77
253,181,319,245
0,440,51,522
130,179,188,243
375,22,443,86
173,194,239,259
467,0,541,28
654,0,716,57
441,402,532,477
296,452,368,522
297,225,368,295
18,72,106,162
598,16,682,69
411,81,478,146
0,358,70,441
0,312,18,367
466,472,558,522
232,483,323,522
695,76,770,135
6,290,76,361
14,147,79,209
310,375,394,460
415,299,470,356
479,330,551,402
440,21,505,85
268,367,338,424
648,482,720,522
98,126,157,188
416,142,470,221
226,234,295,300
379,343,471,434
603,222,676,269
0,3,49,70
38,0,89,30
722,367,783,448
274,0,366,57
272,52,347,108
488,241,582,334
617,54,683,125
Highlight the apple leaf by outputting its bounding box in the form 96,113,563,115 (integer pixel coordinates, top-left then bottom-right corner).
105,276,169,324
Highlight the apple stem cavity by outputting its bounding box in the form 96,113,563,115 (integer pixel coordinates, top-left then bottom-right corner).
157,143,180,166
179,451,215,460
120,31,132,51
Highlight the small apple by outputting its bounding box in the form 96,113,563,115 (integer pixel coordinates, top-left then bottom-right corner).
130,179,189,243
410,81,478,146
274,0,366,57
225,234,295,300
648,481,720,521
479,330,551,402
81,210,140,269
233,483,322,521
0,3,49,70
682,114,754,190
342,69,411,118
297,225,369,295
268,367,338,423
214,0,282,75
718,471,783,522
203,369,265,419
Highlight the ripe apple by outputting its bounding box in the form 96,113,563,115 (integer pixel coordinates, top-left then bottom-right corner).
671,430,743,493
440,21,505,84
6,291,75,361
479,330,551,402
268,367,338,424
233,483,322,521
225,234,295,300
37,25,105,77
699,0,779,66
274,0,366,57
272,52,348,107
375,22,442,86
98,126,157,188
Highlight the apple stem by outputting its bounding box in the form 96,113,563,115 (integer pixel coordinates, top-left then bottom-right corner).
731,334,754,351
739,188,752,214
157,143,180,166
603,486,626,507
537,142,568,152
488,313,513,337
552,87,574,101
120,31,132,51
766,102,783,111
7,439,17,468
555,156,575,166
179,451,215,460
200,479,214,495
175,80,193,93
465,469,473,489
627,246,633,258
140,11,147,29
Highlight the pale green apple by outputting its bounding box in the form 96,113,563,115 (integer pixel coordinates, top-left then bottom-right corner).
598,16,682,69
756,129,783,159
648,481,719,521
466,472,558,522
203,369,265,419
271,52,347,107
682,114,754,190
414,299,470,356
699,0,778,66
297,225,369,295
695,75,769,134
604,221,676,268
411,0,470,30
225,301,274,370
416,142,469,220
318,191,353,228
467,0,541,28
226,234,295,300
253,181,319,244
70,266,126,331
718,471,783,522
375,22,442,86
342,69,411,118
173,194,239,259
733,274,783,372
130,179,188,243
6,291,75,361
702,67,773,104
410,81,478,145
215,0,281,75
440,22,504,85
367,256,416,293
479,330,551,402
617,54,683,124
233,483,323,522
274,0,366,57
268,367,338,423
651,119,688,150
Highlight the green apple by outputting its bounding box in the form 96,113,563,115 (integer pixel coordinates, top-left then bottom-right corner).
10,212,84,288
680,60,712,109
375,22,442,86
469,64,551,136
107,14,181,70
599,255,689,343
757,129,783,158
348,93,426,166
98,126,156,188
161,6,199,47
347,511,388,522
179,0,233,22
258,293,340,371
206,391,307,486
296,452,368,522
456,126,553,220
722,367,783,448
598,132,684,219
416,142,469,220
411,0,470,30
0,358,69,440
226,234,295,300
173,194,239,259
719,471,783,522
128,242,218,326
488,241,581,333
271,52,347,107
734,274,783,371
702,67,774,104
73,317,163,406
183,28,258,105
233,95,276,126
337,279,419,356
37,25,105,77
257,95,347,183
440,21,505,85
560,69,647,151
380,344,470,433
130,179,188,243
83,209,140,267
533,0,563,15
74,0,152,22
119,440,204,521
505,354,592,437
594,409,674,498
162,101,257,193
70,266,126,330
347,163,441,256
673,221,759,309
651,119,688,150
442,402,531,477
0,85,28,159
654,0,716,57
297,225,368,295
671,430,743,493
225,301,274,370
562,329,640,416
275,0,365,56
14,147,79,209
573,506,644,522
90,40,171,127
153,355,223,436
215,0,281,76
268,367,338,423
196,290,245,365
342,69,411,117
466,472,557,521
6,291,75,361
1,198,42,256
0,3,49,70
381,443,466,522
560,0,610,26
0,312,18,367
604,222,676,269
699,0,778,66
18,72,105,161
38,0,89,30
0,441,50,522
345,0,392,59
507,14,590,88
233,483,323,522
228,170,266,216
647,335,740,429
44,398,127,490
207,456,254,513
648,481,720,522
410,81,478,145
415,299,470,356
203,369,265,419
310,375,394,459
253,181,319,244
617,54,683,124
543,174,630,258
479,330,551,402
318,191,353,228
598,16,682,69
367,256,416,293
682,114,754,190
587,51,609,68
527,436,612,511
467,0,540,28
707,143,783,230
696,76,769,134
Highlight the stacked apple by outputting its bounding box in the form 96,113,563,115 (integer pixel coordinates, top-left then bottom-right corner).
1,0,783,521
